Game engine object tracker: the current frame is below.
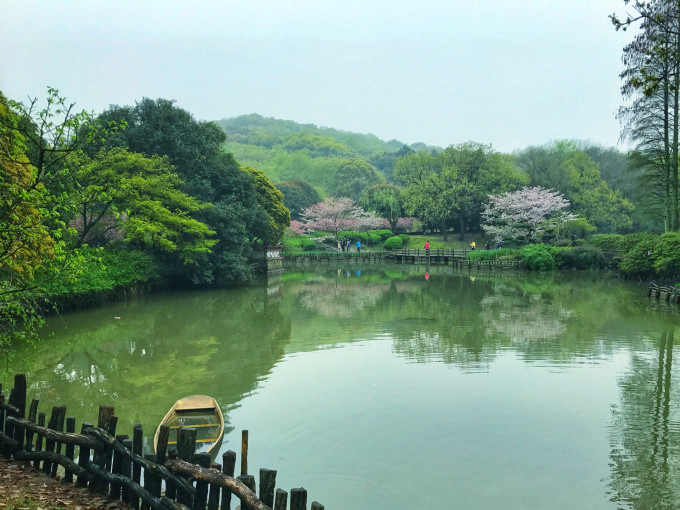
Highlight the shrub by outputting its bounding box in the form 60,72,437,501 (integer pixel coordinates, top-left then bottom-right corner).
653,232,680,275
618,234,657,276
519,244,558,271
368,233,382,245
300,237,317,251
370,229,394,241
556,245,606,269
399,234,410,243
338,230,360,241
554,238,572,247
589,234,624,254
384,236,404,250
467,249,518,261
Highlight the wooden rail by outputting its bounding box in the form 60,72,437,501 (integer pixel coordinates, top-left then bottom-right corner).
648,282,680,304
0,374,325,510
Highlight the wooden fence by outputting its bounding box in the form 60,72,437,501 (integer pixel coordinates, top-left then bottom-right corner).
0,374,324,510
284,249,524,269
648,282,680,304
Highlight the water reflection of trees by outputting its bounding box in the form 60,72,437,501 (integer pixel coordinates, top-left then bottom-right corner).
9,286,291,448
607,327,680,509
279,267,659,368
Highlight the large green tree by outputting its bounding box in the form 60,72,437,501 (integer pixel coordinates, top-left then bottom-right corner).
275,180,322,220
613,0,680,231
73,148,216,264
361,183,404,231
91,99,271,284
242,166,290,247
516,141,634,232
333,158,385,201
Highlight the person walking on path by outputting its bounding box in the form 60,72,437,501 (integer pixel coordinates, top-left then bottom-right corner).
356,240,361,252
470,241,476,251
425,240,430,257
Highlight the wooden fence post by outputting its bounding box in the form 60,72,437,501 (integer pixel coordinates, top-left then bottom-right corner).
76,422,93,487
207,462,221,510
176,427,197,507
221,450,236,510
274,489,288,510
25,399,39,452
193,453,211,510
50,406,66,477
241,429,249,476
33,412,45,469
259,468,277,508
132,425,143,510
64,416,76,483
237,475,256,510
290,488,307,510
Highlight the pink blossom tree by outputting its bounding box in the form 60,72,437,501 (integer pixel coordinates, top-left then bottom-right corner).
300,197,369,239
481,186,576,243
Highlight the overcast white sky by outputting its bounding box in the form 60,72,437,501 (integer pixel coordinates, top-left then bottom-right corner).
1,0,635,153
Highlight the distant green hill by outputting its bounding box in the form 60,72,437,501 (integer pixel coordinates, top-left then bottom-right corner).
216,113,405,156
215,113,441,195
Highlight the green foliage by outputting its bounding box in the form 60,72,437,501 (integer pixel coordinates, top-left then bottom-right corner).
588,234,625,254
275,180,322,220
652,232,680,275
556,245,607,269
466,249,518,261
41,247,157,298
618,233,658,275
338,230,361,241
519,244,559,271
384,236,404,250
334,158,385,201
281,235,318,254
399,234,410,243
370,229,394,241
242,166,290,246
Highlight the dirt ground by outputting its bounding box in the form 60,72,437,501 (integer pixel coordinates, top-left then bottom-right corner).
0,456,130,510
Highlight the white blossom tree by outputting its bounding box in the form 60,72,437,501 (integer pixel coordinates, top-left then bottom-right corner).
481,186,576,243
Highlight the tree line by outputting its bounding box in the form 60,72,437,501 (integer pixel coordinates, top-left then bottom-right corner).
0,89,290,347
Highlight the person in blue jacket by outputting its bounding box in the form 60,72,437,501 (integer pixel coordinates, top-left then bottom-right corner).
356,240,361,252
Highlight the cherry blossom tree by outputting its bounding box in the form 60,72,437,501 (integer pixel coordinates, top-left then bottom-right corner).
300,197,368,239
481,186,576,243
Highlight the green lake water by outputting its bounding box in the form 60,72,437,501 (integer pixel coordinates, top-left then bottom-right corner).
4,264,680,509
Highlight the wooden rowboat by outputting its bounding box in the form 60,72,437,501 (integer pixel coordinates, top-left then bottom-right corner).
153,395,224,455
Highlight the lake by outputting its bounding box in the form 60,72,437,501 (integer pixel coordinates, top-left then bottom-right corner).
4,264,680,509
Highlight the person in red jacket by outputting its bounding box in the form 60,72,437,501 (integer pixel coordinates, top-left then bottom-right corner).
425,240,430,256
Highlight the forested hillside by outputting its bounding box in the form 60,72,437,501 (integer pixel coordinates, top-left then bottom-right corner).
216,113,438,192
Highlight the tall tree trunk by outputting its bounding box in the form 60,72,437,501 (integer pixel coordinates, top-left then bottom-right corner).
442,219,448,242
458,215,465,241
673,25,680,231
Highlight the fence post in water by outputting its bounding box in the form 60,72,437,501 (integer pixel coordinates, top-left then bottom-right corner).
311,503,325,510
290,488,307,510
193,452,211,510
259,468,277,507
237,475,256,510
274,489,288,510
221,450,236,510
176,427,197,507
76,422,93,487
207,462,221,510
241,429,249,475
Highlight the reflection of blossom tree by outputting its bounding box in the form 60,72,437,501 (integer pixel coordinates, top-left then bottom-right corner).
607,328,680,509
298,281,390,317
479,291,574,344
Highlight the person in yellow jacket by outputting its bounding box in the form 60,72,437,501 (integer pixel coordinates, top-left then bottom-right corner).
470,241,476,251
